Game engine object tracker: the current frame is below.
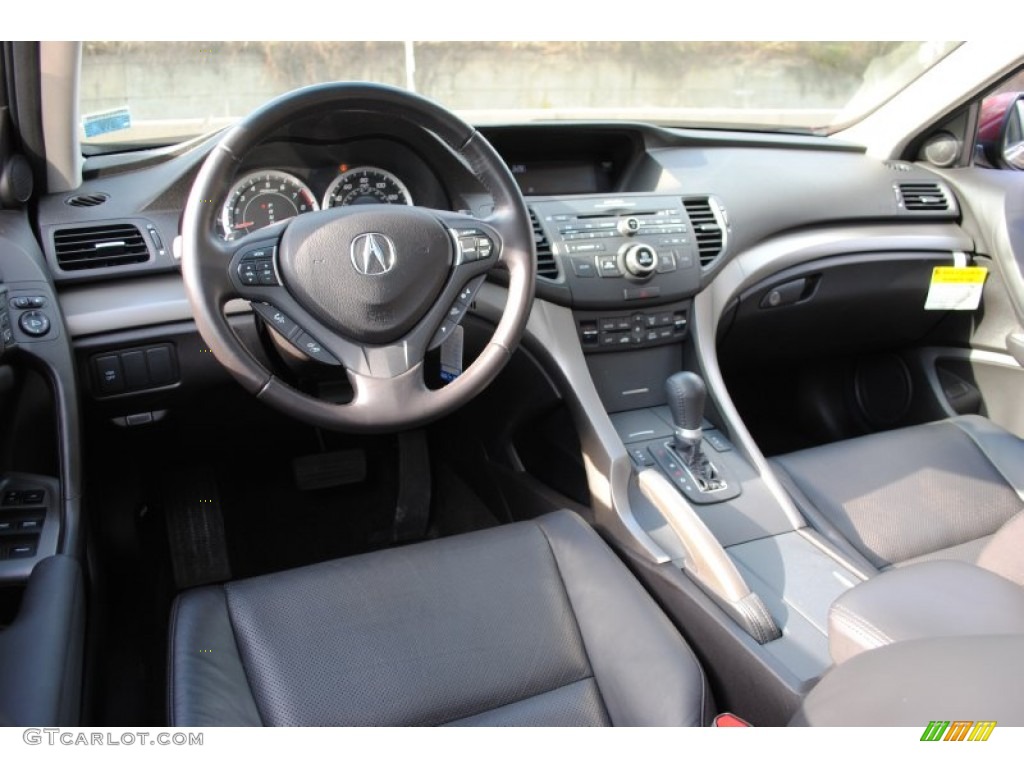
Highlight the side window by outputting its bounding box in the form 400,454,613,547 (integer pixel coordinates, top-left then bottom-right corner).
974,69,1024,169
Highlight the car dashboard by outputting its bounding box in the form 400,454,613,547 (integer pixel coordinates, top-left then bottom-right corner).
4,108,1009,727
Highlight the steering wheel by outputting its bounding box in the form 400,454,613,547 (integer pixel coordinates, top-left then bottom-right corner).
181,83,536,432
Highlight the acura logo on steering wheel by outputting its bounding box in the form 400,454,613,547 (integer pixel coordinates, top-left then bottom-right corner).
350,232,397,276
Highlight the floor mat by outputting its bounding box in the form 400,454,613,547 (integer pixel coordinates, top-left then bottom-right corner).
161,468,231,589
216,433,402,579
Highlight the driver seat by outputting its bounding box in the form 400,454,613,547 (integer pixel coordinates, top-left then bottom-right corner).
168,510,708,726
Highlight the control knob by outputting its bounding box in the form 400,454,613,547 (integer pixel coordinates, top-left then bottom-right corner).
617,216,641,236
622,244,657,278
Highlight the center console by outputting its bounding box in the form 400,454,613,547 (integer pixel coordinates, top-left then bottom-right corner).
521,193,878,723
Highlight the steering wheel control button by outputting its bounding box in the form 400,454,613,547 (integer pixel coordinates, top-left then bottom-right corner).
252,303,300,339
453,229,495,264
238,262,259,285
237,245,280,286
18,311,51,337
293,333,341,366
430,321,458,348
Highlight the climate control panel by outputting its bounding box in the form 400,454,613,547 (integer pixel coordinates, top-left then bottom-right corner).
575,302,689,353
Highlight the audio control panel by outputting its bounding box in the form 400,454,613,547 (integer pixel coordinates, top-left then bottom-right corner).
532,195,713,308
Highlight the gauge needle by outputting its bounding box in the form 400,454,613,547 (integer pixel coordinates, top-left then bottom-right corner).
233,222,254,229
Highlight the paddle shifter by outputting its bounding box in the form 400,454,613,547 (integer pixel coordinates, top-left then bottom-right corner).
665,371,726,492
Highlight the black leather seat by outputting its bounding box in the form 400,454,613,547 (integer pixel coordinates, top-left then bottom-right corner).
168,510,708,726
772,415,1024,579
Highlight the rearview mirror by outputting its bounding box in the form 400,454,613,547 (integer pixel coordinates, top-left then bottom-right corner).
978,92,1024,170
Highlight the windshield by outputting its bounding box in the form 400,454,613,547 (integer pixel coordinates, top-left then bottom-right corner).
79,41,960,149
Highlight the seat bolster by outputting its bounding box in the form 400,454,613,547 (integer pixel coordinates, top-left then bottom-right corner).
828,560,1024,664
950,415,1024,501
978,511,1024,586
168,586,262,727
793,635,1024,726
537,510,707,726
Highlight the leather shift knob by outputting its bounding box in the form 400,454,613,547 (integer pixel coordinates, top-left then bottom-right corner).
666,371,706,432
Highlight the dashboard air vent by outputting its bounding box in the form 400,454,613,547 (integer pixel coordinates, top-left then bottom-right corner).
529,207,559,279
896,182,949,211
53,223,150,270
682,198,725,268
65,192,109,208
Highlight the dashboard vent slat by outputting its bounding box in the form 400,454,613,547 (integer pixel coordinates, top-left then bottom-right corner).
53,223,150,270
682,197,726,268
65,192,109,208
896,182,949,211
529,207,559,280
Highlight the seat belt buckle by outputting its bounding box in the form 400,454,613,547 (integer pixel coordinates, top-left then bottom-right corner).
712,713,752,727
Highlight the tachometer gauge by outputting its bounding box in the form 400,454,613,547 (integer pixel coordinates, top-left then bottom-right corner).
322,166,413,208
221,170,318,238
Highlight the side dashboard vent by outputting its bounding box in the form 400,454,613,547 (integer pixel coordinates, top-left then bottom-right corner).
53,223,150,270
896,182,949,211
65,192,109,208
529,207,559,279
682,197,726,268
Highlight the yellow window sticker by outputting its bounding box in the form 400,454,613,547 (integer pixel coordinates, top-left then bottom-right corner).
924,266,988,311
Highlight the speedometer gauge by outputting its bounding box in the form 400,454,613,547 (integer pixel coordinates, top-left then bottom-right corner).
221,170,318,238
322,166,412,208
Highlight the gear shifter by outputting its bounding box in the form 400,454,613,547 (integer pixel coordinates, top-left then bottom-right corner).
665,371,725,492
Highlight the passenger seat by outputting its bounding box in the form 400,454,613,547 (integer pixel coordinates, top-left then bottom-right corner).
771,415,1024,583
